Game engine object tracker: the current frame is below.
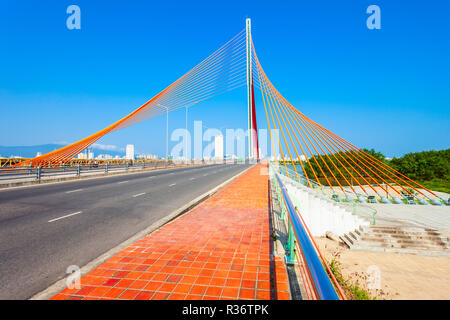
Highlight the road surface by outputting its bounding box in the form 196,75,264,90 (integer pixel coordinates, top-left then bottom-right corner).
0,163,251,299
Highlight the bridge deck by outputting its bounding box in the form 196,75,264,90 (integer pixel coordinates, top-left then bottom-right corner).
51,163,290,300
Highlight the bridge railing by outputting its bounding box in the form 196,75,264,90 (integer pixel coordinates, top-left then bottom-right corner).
271,166,345,300
0,160,215,183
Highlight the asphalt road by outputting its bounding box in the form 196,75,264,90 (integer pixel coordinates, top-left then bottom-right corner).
0,163,251,299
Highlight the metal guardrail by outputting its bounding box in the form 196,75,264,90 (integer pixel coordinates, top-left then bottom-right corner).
0,161,197,183
272,169,340,300
0,160,242,183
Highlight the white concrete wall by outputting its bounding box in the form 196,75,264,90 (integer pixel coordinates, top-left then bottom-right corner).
276,172,369,237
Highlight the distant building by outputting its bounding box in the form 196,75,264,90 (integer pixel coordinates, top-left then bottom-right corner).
97,154,113,160
136,154,158,160
214,135,224,159
77,153,87,160
36,152,42,157
88,151,94,160
126,144,135,160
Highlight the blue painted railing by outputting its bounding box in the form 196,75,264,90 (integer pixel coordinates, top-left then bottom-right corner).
274,171,339,300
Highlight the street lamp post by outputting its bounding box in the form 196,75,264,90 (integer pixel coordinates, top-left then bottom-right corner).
185,106,188,164
157,104,169,166
185,102,198,164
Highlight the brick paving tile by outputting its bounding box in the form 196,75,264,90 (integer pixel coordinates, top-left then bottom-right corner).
51,164,290,300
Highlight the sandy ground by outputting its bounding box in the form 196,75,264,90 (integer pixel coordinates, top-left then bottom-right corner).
315,237,450,300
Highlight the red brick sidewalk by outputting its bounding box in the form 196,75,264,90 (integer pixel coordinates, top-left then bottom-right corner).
51,164,290,300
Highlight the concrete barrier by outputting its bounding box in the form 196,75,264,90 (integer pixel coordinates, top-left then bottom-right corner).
276,171,370,237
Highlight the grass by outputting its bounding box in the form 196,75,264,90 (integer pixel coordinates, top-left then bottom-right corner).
328,256,375,300
418,178,450,194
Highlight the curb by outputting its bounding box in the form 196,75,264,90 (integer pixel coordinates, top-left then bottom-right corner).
30,163,254,300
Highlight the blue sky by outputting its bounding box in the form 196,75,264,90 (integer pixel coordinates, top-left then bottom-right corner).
0,0,449,157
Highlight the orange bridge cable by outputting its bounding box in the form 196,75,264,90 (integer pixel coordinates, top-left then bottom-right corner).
37,137,96,165
153,52,247,109
269,77,312,188
119,58,248,122
266,77,312,184
57,137,104,164
50,134,102,162
262,72,288,175
272,87,330,188
296,117,379,196
155,61,246,109
17,69,187,166
30,71,247,165
15,29,246,167
275,94,331,187
152,34,247,102
333,135,435,199
255,55,277,165
127,71,247,126
293,109,402,197
252,49,285,173
272,92,344,193
260,66,289,176
304,115,437,199
264,83,335,191
289,107,370,196
330,133,441,200
257,65,295,178
271,86,366,195
146,64,247,116
114,59,248,129
298,112,406,197
123,36,247,123
267,80,306,184
125,81,248,129
302,111,432,200
262,70,298,181
274,97,317,188
280,99,336,190
276,100,350,194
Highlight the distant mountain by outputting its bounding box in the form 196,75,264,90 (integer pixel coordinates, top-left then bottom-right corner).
0,144,125,158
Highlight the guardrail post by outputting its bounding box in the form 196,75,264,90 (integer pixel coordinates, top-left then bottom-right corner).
36,166,41,181
77,164,81,177
105,163,109,173
28,164,32,175
286,223,296,265
62,163,66,172
126,162,129,171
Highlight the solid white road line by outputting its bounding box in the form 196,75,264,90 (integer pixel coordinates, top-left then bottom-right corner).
189,178,195,181
169,183,176,187
132,192,146,198
65,189,83,194
118,181,129,184
48,211,82,223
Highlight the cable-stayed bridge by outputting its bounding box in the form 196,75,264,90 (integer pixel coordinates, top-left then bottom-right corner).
1,19,448,301
10,19,444,206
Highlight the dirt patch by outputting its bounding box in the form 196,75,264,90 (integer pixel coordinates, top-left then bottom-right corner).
315,237,450,300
